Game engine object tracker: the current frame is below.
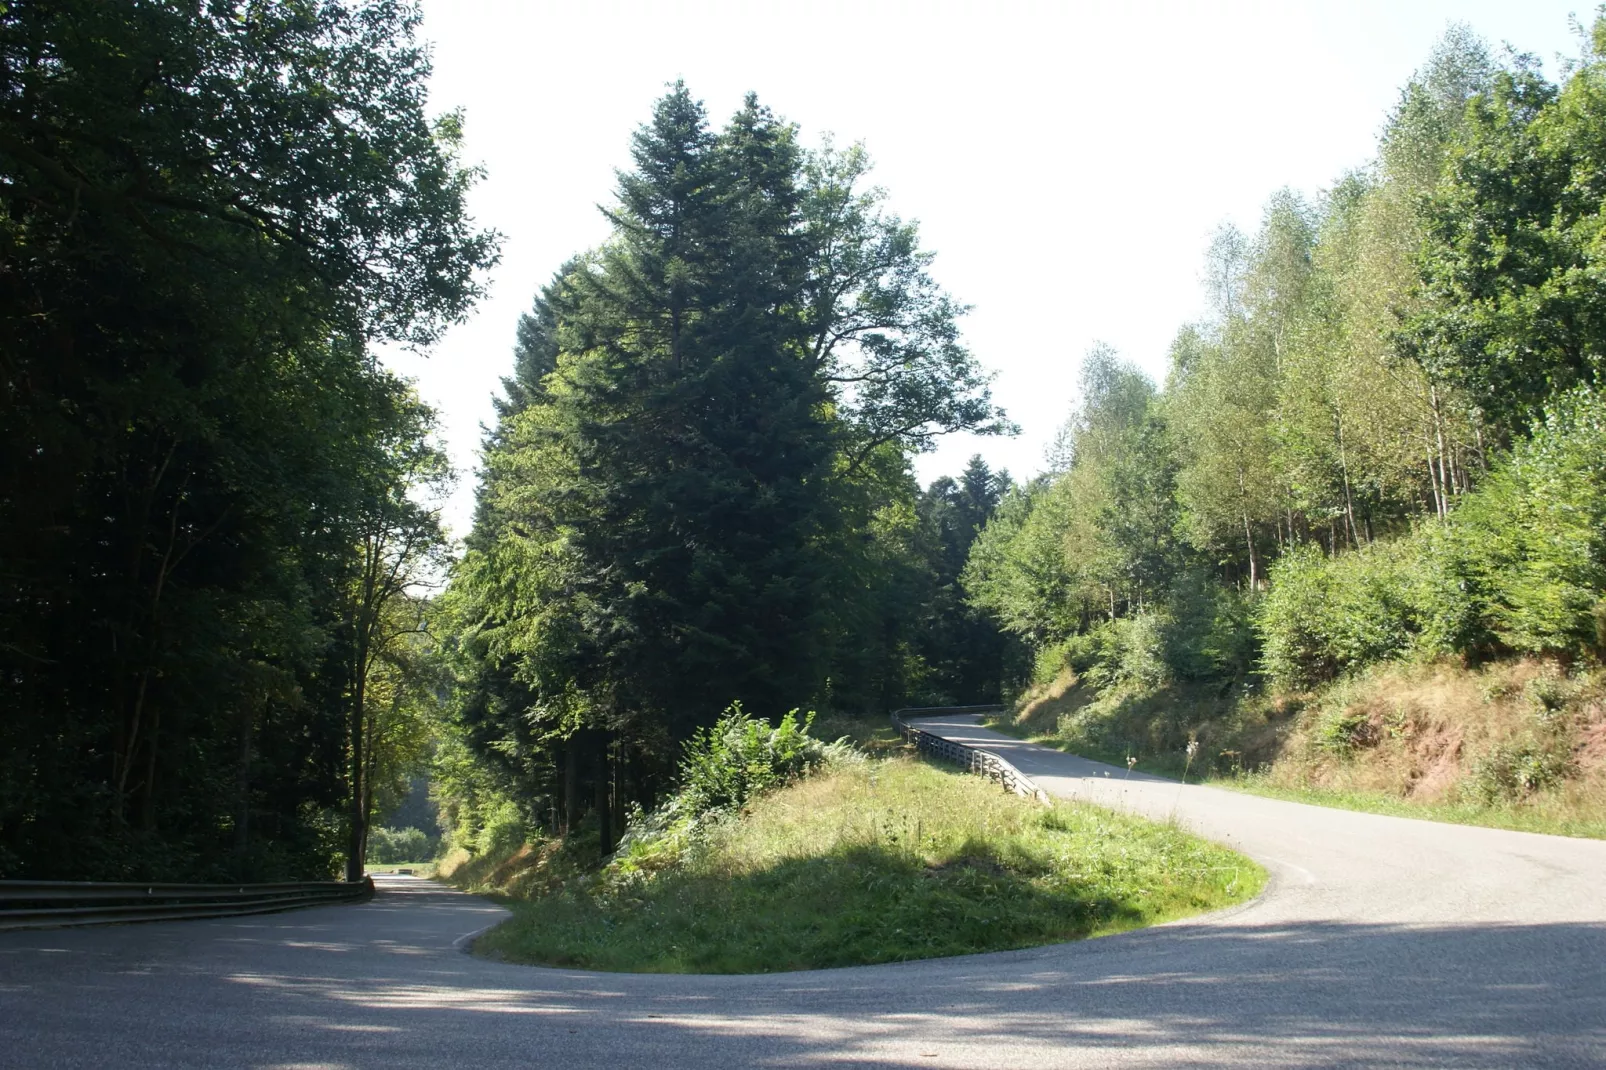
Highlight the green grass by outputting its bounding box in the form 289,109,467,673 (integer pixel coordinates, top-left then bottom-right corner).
468,757,1263,973
1219,775,1606,839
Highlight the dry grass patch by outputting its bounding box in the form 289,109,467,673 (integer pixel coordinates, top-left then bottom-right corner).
990,654,1606,840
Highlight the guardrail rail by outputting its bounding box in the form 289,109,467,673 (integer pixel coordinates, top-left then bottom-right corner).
892,705,1051,804
0,877,375,931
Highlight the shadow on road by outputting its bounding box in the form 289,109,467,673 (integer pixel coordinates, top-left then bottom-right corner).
4,878,1600,1068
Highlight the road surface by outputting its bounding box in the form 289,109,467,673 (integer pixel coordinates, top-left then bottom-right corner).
2,713,1603,1068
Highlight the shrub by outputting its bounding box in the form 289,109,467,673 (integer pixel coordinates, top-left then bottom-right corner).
1450,388,1606,658
1042,612,1174,693
678,703,833,816
1258,531,1475,689
1032,637,1075,686
1311,708,1375,755
474,798,530,858
1161,573,1257,681
1468,739,1575,802
1027,576,1256,695
1072,614,1170,691
365,826,436,864
1260,543,1410,688
608,704,854,885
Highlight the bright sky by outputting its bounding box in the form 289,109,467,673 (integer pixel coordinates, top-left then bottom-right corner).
388,0,1586,538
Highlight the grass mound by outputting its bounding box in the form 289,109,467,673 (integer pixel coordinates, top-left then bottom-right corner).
465,757,1262,973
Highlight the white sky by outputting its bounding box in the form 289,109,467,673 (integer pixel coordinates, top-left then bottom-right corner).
387,0,1587,538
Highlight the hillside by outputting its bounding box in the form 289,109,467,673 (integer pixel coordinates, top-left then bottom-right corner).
996,656,1606,839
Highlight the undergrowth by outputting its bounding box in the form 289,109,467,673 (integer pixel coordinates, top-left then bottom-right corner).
988,656,1606,840
447,757,1262,973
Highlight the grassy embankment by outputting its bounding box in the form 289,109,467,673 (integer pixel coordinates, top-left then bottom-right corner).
438,755,1263,973
989,657,1606,840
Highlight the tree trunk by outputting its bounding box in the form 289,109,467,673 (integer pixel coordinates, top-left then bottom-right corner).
1429,384,1452,516
1426,441,1444,519
1242,509,1259,590
595,735,614,860
562,740,578,836
344,663,367,883
233,703,254,871
1335,409,1361,548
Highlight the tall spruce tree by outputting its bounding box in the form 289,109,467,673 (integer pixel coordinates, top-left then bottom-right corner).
448,86,1006,835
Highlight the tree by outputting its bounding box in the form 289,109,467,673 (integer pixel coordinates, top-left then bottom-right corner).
449,86,1006,833
0,1,495,879
1407,35,1605,439
1170,195,1314,586
915,457,1016,702
799,141,1013,466
337,397,451,881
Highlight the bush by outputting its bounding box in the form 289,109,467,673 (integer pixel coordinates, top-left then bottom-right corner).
1257,532,1475,689
1450,388,1606,658
1256,391,1606,688
473,798,530,858
365,826,437,864
1161,573,1257,682
1468,739,1575,802
678,703,832,816
607,704,856,886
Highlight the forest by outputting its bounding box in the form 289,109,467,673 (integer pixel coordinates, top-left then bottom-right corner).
4,3,1605,882
963,26,1606,817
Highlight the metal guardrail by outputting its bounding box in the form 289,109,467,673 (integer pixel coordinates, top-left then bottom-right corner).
892,705,1051,805
0,877,375,931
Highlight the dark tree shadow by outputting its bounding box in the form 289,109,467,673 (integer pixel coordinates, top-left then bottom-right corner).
1,880,1602,1068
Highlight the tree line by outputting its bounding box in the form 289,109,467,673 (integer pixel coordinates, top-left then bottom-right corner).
1,1,493,880
964,24,1606,720
9,4,1606,880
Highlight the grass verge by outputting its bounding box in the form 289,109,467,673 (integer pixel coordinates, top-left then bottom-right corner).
1219,775,1606,839
453,756,1262,974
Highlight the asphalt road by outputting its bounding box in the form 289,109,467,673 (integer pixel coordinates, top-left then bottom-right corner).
3,713,1604,1068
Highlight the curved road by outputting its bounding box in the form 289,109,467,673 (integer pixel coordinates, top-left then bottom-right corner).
3,714,1604,1068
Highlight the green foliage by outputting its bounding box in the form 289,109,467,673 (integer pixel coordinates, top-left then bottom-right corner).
911,457,1020,704
1408,33,1606,437
0,0,494,879
676,705,830,817
1259,539,1444,689
969,29,1504,711
471,799,532,860
1059,615,1170,691
364,826,436,865
1448,389,1606,655
964,349,1177,647
445,85,1009,834
1160,574,1259,682
469,760,1263,973
1468,739,1575,803
1258,387,1606,689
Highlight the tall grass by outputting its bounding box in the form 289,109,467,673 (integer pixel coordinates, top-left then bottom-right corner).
468,758,1262,973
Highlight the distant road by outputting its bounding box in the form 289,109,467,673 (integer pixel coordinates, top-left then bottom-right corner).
3,714,1603,1068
